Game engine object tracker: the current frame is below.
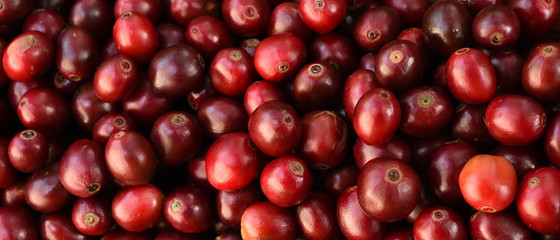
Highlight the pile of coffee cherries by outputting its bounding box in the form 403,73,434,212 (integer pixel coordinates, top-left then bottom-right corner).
0,0,559,239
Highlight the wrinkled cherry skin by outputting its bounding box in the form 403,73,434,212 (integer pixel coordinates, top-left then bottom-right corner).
522,43,560,104
149,44,205,98
310,33,359,78
59,139,108,198
40,212,91,240
8,129,48,173
92,113,137,145
72,82,121,131
186,15,235,60
384,0,429,27
248,101,301,157
293,61,343,110
353,135,411,169
268,2,313,43
516,167,560,234
69,0,113,43
0,139,16,188
72,196,114,236
112,184,164,232
297,191,342,239
357,158,421,222
299,0,347,34
491,50,524,95
217,183,264,228
375,40,425,94
56,26,98,83
222,0,271,37
3,31,54,82
113,12,159,65
114,0,161,23
469,210,532,240
164,185,215,233
322,161,360,196
93,54,139,103
243,80,285,116
413,206,468,240
105,130,157,186
485,94,546,146
399,86,453,137
0,0,33,24
353,7,401,53
545,112,560,168
23,9,66,43
337,186,385,240
472,4,521,51
0,206,39,240
422,0,472,57
353,88,401,146
429,140,478,206
459,154,517,213
260,156,312,207
343,69,378,120
296,110,348,170
206,132,263,191
25,163,74,213
240,201,298,240
150,111,203,166
197,97,248,139
253,33,308,83
210,48,257,97
508,0,560,39
446,48,496,104
123,73,174,127
17,88,70,135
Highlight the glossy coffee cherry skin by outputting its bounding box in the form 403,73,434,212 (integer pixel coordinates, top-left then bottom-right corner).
217,183,264,228
399,86,453,137
59,139,108,198
210,48,257,97
113,12,159,65
149,44,205,98
260,155,312,207
357,158,421,222
446,48,496,104
485,94,546,146
206,132,263,191
375,40,425,94
545,112,560,169
268,2,314,43
293,61,343,110
3,31,54,82
169,0,217,27
56,26,98,82
469,210,532,240
8,129,48,173
123,73,174,127
508,0,560,39
297,191,342,239
296,110,348,170
114,0,161,23
413,206,468,240
105,130,157,186
422,0,472,57
72,196,114,236
186,15,235,60
240,201,298,240
112,184,164,232
336,186,385,240
310,33,359,78
522,43,560,104
93,54,139,103
253,33,308,83
40,211,91,240
25,163,73,213
248,100,301,157
298,0,347,34
385,0,429,27
353,88,401,146
451,103,495,148
222,0,271,37
197,97,249,139
92,113,137,145
353,7,401,53
17,88,70,135
342,69,378,120
23,9,66,43
0,0,34,24
353,135,411,169
69,0,113,43
150,111,203,166
0,206,39,240
243,80,286,116
164,186,216,233
472,4,521,51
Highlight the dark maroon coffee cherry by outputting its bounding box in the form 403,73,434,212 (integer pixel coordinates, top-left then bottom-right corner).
293,61,343,110
8,129,48,173
25,163,74,213
164,186,216,233
0,206,39,240
423,0,472,57
56,26,98,82
375,40,425,93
